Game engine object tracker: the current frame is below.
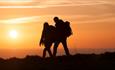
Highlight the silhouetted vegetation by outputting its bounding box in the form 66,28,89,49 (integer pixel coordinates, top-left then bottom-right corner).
0,52,115,70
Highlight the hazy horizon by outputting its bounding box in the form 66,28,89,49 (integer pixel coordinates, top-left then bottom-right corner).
0,48,115,59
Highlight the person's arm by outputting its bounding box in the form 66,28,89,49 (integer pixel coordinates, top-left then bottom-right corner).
39,29,45,46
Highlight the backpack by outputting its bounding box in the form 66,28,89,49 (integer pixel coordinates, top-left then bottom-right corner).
64,21,73,37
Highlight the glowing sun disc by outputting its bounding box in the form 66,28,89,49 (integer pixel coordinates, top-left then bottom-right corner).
9,30,18,38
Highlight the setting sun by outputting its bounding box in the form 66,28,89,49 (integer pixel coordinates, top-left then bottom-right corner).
9,30,18,38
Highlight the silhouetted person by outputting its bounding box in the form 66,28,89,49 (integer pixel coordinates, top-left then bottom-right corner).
53,17,72,57
39,22,55,58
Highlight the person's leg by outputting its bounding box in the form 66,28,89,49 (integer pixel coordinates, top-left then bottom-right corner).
43,42,53,58
46,43,53,57
53,42,60,57
47,48,53,57
62,38,70,56
43,48,47,58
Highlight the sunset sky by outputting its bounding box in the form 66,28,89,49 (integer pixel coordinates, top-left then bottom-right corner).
0,0,115,58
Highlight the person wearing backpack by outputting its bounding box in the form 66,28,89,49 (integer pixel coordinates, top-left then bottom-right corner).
53,17,72,57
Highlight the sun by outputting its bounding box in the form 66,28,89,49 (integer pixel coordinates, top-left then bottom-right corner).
9,30,18,39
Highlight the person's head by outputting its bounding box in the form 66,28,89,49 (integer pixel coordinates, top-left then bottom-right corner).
54,16,59,23
44,22,49,29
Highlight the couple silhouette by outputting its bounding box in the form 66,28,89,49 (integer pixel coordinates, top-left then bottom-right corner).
39,17,72,58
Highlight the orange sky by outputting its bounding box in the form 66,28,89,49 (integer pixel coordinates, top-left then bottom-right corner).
0,0,115,58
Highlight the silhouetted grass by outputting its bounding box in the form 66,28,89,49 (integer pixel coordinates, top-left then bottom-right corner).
0,52,115,70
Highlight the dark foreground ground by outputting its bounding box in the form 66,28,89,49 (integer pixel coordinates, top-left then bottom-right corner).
0,52,115,70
